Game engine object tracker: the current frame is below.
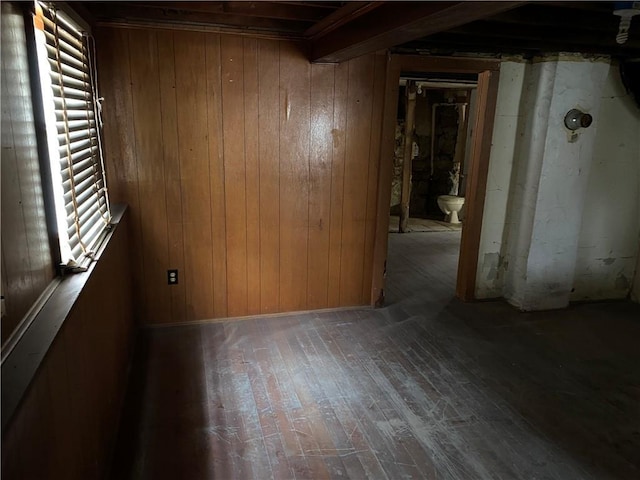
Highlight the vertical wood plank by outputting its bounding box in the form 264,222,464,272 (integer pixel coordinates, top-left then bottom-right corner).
128,29,170,324
307,63,335,309
339,55,375,306
97,27,145,318
371,57,401,306
175,31,214,320
206,33,228,318
327,62,348,307
1,254,9,337
244,38,261,315
258,39,280,314
221,35,248,317
1,3,53,340
64,293,96,477
44,332,77,478
456,69,500,301
158,30,187,324
0,399,26,479
2,214,134,479
279,42,311,312
5,5,51,293
1,54,33,334
19,369,53,478
399,82,417,233
99,26,404,320
361,54,387,302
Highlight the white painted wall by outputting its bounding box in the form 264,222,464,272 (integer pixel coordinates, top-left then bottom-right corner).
475,57,640,308
476,60,527,298
572,66,640,301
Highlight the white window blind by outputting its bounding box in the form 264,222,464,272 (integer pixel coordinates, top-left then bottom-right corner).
34,2,110,267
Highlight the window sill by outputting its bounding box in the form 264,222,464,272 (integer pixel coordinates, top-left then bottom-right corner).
1,204,128,431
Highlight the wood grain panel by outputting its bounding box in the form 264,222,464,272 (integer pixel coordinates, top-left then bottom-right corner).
339,55,375,306
1,60,33,335
97,27,144,320
64,286,99,477
158,31,188,324
44,330,77,477
1,2,54,342
2,211,134,479
279,42,311,312
327,62,349,308
128,29,171,323
221,34,248,317
307,63,335,309
361,54,387,302
98,27,388,323
205,33,229,318
11,17,51,299
244,37,261,315
370,57,402,306
258,39,280,314
174,31,215,320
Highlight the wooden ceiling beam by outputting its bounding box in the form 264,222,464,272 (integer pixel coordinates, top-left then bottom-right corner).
87,4,312,34
123,2,331,22
270,1,340,9
303,2,383,39
310,1,525,63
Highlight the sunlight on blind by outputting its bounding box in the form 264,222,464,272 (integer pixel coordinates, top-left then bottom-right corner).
34,2,111,268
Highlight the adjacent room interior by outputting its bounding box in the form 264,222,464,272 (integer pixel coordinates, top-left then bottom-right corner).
2,2,640,479
386,75,475,304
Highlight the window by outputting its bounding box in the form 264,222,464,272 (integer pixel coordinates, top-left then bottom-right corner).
2,1,113,349
33,1,110,268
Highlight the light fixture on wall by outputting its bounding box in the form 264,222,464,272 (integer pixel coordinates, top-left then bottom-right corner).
564,109,593,131
613,1,640,44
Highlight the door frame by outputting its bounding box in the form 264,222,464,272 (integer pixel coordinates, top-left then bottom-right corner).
370,54,501,305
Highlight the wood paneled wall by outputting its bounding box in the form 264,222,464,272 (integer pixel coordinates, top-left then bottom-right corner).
97,26,386,325
1,2,55,343
1,211,135,479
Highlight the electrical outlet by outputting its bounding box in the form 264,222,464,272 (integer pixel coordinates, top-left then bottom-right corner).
168,269,178,285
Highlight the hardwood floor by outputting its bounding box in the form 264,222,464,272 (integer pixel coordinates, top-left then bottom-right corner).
385,230,462,305
110,231,640,479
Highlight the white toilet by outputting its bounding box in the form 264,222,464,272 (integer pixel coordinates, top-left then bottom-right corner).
437,195,465,224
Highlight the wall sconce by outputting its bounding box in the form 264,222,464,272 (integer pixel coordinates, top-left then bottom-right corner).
613,1,640,44
564,109,593,131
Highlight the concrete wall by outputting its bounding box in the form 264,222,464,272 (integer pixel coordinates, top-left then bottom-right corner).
476,58,640,308
572,66,640,301
476,60,527,298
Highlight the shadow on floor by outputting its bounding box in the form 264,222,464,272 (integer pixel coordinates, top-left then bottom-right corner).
109,233,640,479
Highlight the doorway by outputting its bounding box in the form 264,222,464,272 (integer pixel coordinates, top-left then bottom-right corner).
390,76,477,230
370,55,501,306
386,76,477,304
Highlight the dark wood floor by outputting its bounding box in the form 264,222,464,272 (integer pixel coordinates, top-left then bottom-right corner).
110,231,640,479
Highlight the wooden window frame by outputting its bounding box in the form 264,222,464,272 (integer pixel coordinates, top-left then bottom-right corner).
1,1,111,358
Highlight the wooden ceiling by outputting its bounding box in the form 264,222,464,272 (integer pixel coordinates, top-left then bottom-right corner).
80,1,640,62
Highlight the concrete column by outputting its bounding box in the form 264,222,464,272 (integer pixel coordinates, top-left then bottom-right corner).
504,55,610,311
